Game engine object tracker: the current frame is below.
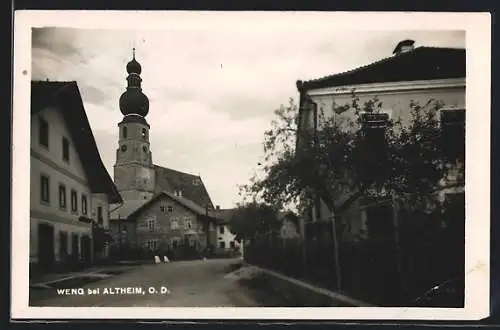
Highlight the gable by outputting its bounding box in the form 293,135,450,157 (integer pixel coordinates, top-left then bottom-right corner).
154,165,214,209
125,191,217,223
31,81,122,204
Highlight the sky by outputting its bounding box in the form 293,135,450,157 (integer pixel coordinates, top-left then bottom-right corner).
31,24,465,209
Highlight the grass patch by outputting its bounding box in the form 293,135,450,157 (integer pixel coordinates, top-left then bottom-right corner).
239,273,305,307
239,272,355,307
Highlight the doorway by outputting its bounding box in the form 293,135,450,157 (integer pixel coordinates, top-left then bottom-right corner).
80,235,92,265
71,233,79,262
37,223,55,271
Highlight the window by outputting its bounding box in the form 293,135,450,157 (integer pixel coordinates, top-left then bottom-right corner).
123,225,128,231
146,240,157,249
219,241,226,249
147,219,156,232
70,190,78,213
141,128,147,140
62,137,70,162
160,206,165,212
184,219,192,230
81,195,88,215
440,108,465,161
172,239,179,248
171,220,178,230
219,225,225,235
58,184,67,209
97,206,103,224
167,205,173,212
123,126,127,138
143,145,148,153
192,178,200,185
40,175,50,203
39,117,49,148
121,145,127,152
230,241,236,249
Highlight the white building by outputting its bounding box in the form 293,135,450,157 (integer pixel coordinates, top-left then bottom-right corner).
214,208,243,255
30,81,122,274
296,40,465,240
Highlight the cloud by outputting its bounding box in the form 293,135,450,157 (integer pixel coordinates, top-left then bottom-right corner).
31,26,465,208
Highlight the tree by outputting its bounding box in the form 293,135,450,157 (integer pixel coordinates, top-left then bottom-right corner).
241,93,465,216
229,202,282,242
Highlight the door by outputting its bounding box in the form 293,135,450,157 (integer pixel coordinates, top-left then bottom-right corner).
71,233,79,262
37,223,55,271
80,235,92,265
59,231,68,263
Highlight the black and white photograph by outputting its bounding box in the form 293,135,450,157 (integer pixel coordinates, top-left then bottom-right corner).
12,11,490,320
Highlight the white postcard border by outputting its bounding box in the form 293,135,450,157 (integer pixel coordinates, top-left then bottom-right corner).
12,10,491,320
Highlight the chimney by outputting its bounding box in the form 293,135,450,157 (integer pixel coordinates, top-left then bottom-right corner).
392,39,415,55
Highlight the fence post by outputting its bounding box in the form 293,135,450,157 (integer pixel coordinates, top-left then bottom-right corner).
392,193,406,300
330,214,342,292
299,217,308,279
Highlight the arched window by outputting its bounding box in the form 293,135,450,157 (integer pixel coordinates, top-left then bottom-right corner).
141,128,147,140
123,126,128,138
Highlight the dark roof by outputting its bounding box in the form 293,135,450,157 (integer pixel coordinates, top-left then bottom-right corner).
31,81,122,204
299,46,465,91
214,208,237,224
126,191,219,223
154,165,214,209
110,199,149,219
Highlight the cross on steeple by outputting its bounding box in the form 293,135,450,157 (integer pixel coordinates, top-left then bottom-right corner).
132,47,136,59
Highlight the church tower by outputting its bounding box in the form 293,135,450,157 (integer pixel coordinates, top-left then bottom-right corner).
113,48,156,202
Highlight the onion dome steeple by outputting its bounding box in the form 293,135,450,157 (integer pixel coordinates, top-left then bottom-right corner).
119,48,149,117
126,47,142,74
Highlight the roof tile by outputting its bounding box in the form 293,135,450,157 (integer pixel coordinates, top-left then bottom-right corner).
300,46,465,91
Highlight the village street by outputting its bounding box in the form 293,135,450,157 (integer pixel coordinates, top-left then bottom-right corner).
30,258,261,307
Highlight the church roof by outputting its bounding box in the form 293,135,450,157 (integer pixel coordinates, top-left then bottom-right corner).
125,191,221,223
154,165,215,209
31,81,122,204
298,46,465,91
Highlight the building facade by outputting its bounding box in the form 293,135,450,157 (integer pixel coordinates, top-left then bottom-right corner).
125,192,217,250
109,50,219,253
30,81,122,273
295,40,466,240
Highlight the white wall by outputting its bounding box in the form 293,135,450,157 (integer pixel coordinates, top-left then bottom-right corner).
217,224,242,251
92,193,110,229
309,79,465,129
30,107,94,263
303,79,466,238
